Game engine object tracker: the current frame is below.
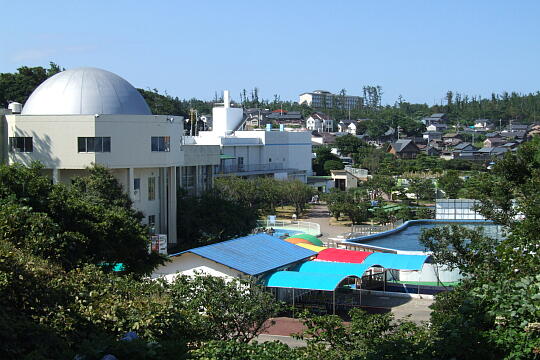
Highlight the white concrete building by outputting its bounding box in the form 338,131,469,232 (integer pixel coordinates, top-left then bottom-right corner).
299,90,363,110
194,91,312,182
2,67,220,246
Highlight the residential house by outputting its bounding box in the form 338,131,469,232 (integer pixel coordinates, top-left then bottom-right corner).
426,123,448,132
452,142,477,160
474,119,495,130
337,120,358,134
387,139,420,159
306,112,333,132
331,166,368,191
477,147,508,160
423,131,442,141
421,113,448,125
484,137,506,148
266,110,303,126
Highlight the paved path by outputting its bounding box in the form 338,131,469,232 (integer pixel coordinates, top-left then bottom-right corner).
256,294,433,346
304,204,350,244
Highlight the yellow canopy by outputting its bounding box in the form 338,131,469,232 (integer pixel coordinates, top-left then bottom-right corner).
296,243,327,252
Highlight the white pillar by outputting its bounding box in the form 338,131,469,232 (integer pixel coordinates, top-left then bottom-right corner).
52,168,59,184
128,168,134,199
167,166,177,246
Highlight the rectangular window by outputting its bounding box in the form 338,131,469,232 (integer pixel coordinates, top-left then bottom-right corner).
9,137,33,152
148,177,156,201
148,215,156,227
77,137,111,153
151,136,170,152
134,178,140,191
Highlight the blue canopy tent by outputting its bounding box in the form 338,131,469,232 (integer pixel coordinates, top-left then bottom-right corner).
361,252,430,293
264,270,362,315
293,261,372,278
361,253,428,271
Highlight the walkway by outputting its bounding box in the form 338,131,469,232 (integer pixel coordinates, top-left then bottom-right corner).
256,293,433,346
303,204,350,245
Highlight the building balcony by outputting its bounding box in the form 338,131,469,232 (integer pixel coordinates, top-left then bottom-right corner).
215,162,286,175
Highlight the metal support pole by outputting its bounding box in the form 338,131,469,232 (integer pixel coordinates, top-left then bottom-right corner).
292,288,295,318
333,291,336,315
383,270,386,293
418,271,420,295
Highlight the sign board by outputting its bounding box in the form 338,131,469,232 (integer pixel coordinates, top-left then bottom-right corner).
150,234,168,255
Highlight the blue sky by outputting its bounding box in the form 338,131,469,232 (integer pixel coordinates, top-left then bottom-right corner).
3,0,540,105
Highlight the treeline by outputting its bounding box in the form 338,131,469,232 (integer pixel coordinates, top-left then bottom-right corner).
3,63,540,128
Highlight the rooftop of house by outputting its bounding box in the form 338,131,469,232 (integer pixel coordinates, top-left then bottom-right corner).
390,139,417,152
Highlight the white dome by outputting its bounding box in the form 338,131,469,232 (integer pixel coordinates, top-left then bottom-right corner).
21,67,152,115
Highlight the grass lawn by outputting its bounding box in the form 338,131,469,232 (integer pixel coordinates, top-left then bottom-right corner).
274,205,312,220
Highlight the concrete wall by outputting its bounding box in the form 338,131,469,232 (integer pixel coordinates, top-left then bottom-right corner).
151,252,246,282
5,114,184,169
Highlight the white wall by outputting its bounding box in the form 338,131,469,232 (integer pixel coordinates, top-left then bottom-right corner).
6,114,185,169
151,252,245,281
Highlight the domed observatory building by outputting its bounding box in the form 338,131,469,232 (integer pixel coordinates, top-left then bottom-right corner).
3,67,219,248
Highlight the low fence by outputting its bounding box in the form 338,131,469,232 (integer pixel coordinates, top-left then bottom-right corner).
256,220,321,236
350,220,404,236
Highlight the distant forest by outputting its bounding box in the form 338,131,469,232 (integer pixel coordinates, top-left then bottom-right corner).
1,63,540,128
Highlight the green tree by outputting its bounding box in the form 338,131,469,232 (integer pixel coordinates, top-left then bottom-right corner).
407,178,435,202
170,275,281,344
0,62,63,106
0,163,164,275
437,170,464,198
323,159,344,173
420,138,540,359
282,180,314,216
313,146,341,175
334,134,368,156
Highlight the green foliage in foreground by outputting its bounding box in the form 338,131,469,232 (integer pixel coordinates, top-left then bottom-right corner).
0,239,280,359
0,163,164,275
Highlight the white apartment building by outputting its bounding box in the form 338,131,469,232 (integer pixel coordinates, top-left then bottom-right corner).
2,67,220,246
299,90,363,110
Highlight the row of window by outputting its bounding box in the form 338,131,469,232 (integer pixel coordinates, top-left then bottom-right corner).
9,136,172,153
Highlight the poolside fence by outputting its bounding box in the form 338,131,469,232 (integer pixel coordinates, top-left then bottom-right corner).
256,220,321,236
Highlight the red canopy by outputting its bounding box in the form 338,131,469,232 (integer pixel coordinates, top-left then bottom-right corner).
315,248,372,264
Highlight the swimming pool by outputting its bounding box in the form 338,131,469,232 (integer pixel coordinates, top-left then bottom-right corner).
347,220,503,252
344,220,504,284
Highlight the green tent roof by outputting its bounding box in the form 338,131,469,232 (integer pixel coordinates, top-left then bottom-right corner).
287,233,324,246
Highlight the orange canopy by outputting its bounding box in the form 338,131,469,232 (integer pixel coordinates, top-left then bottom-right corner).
284,238,312,245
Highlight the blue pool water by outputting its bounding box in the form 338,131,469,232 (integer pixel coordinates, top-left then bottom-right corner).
350,220,503,252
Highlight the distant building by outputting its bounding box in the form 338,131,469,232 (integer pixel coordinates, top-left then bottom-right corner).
299,90,363,110
474,119,495,130
265,110,303,125
306,112,334,132
331,166,368,191
484,137,506,148
387,139,420,159
421,113,448,125
337,120,359,134
426,123,448,132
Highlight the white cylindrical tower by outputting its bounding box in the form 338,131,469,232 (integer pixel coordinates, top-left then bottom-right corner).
212,90,243,135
